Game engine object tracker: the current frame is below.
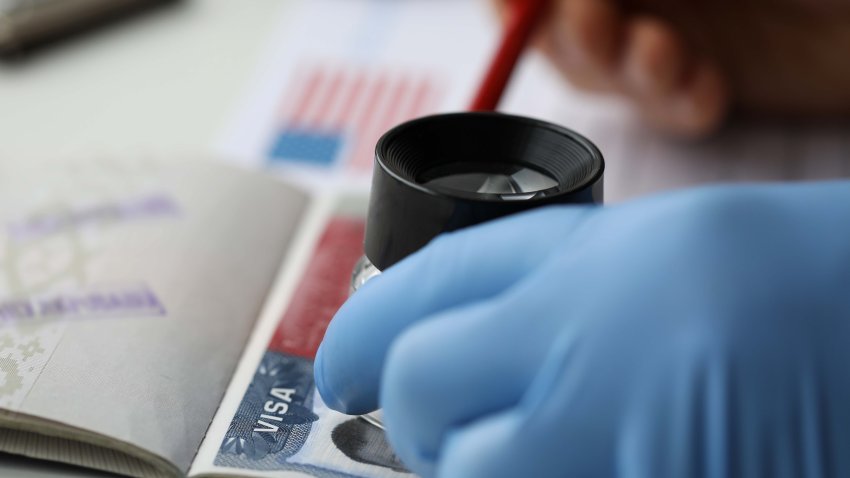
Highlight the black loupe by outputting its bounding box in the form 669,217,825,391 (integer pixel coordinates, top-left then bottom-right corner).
362,112,604,273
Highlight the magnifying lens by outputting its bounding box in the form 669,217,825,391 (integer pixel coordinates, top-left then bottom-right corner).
350,112,604,431
344,0,602,435
351,111,605,292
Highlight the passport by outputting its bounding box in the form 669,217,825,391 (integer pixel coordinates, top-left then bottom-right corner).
0,156,406,478
202,214,410,478
0,154,409,477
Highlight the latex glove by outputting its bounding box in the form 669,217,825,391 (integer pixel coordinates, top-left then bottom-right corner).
315,181,850,478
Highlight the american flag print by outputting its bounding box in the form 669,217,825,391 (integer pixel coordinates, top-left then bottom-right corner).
268,63,443,170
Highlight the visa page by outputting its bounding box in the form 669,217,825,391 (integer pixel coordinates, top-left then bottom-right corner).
189,194,409,478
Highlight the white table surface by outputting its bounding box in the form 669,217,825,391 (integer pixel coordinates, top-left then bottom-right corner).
0,0,282,160
0,1,285,476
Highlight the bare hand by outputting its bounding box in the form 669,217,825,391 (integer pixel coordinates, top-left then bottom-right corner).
493,0,850,137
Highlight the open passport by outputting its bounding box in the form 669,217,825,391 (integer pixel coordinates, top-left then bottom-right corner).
0,157,406,478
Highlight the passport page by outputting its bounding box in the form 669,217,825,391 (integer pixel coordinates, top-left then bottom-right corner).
0,157,309,477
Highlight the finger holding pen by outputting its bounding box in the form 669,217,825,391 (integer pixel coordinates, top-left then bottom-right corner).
491,0,729,137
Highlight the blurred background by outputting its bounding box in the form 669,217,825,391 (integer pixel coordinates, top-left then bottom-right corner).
0,0,276,158
1,0,849,474
3,0,849,203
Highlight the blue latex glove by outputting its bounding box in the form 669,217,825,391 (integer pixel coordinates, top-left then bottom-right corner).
315,181,850,478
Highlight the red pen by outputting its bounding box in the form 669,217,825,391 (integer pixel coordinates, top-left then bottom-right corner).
469,0,551,112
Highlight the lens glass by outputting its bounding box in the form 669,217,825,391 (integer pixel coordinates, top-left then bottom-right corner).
419,162,558,199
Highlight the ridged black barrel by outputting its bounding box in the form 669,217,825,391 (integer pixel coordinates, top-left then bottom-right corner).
364,112,605,272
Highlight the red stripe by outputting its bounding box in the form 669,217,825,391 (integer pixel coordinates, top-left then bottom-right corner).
332,70,367,128
383,75,413,124
352,75,414,170
384,75,432,135
406,77,435,119
277,68,306,120
268,217,366,359
350,73,389,133
308,67,346,129
383,74,416,127
345,73,389,169
290,67,325,124
425,79,444,113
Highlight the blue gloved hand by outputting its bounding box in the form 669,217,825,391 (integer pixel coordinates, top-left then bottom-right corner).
315,181,850,478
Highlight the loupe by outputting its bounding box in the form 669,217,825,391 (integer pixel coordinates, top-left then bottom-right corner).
351,111,605,292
